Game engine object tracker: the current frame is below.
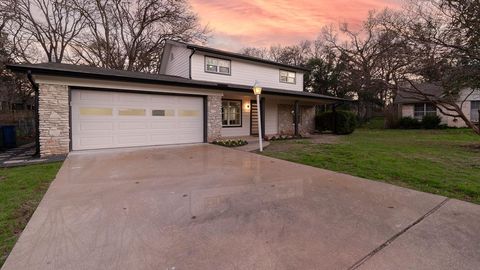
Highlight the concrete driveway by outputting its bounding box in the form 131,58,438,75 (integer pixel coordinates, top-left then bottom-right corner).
2,144,480,270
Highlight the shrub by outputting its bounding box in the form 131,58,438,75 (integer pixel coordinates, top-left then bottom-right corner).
212,139,248,147
422,115,442,129
398,117,421,129
316,110,357,135
264,134,302,141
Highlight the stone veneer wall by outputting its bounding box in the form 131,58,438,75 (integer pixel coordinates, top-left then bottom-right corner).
207,95,222,141
38,83,70,157
278,104,316,135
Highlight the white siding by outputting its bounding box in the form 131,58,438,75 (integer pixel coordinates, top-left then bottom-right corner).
264,99,279,135
164,45,191,78
191,53,304,92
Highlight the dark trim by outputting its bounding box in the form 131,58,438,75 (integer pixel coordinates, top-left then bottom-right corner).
279,69,296,85
27,70,40,157
221,99,242,128
184,43,309,72
7,63,347,102
294,100,299,136
203,96,208,143
68,87,73,152
204,55,231,76
188,48,196,79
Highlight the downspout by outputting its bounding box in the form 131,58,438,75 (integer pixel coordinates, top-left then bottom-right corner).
188,48,196,80
27,70,40,157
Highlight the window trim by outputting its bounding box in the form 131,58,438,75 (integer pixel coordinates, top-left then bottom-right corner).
413,102,437,119
221,99,242,128
204,55,231,76
279,69,296,84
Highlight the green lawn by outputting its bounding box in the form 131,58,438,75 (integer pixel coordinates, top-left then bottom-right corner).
0,162,62,267
263,129,480,203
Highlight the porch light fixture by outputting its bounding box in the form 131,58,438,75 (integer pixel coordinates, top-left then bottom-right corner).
252,82,263,152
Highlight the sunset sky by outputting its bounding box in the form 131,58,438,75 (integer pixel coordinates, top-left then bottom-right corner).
190,0,402,51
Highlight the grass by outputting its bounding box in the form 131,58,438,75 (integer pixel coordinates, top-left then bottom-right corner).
0,162,62,267
263,129,480,203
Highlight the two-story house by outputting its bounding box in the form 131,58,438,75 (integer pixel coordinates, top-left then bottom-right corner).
7,41,343,157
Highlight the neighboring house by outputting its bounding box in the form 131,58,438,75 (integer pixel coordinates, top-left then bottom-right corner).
7,40,344,157
394,82,480,127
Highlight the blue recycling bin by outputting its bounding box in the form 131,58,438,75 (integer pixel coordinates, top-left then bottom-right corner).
2,125,17,149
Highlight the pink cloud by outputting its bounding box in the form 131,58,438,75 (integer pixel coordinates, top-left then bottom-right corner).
190,0,402,51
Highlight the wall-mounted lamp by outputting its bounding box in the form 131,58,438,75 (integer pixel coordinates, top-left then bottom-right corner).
244,102,251,112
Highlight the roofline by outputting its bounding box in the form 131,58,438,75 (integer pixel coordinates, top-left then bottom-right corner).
165,40,310,72
7,63,346,102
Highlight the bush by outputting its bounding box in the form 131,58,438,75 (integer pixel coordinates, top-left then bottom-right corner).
398,117,421,129
212,139,248,147
422,115,442,129
316,110,357,135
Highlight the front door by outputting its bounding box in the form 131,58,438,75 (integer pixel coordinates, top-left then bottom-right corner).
250,100,259,135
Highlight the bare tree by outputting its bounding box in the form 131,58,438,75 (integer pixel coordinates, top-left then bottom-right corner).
71,0,208,72
2,0,86,63
321,11,413,120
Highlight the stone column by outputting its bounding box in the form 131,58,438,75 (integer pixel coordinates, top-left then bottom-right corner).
38,83,70,157
207,95,222,141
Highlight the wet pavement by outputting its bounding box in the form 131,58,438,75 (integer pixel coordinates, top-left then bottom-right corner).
2,144,480,270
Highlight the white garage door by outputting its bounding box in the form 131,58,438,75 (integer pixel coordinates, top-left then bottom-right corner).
71,90,204,150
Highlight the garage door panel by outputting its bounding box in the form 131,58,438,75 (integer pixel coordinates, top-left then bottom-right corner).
72,90,204,150
117,121,150,130
116,135,150,145
78,136,115,148
77,91,114,104
79,122,114,131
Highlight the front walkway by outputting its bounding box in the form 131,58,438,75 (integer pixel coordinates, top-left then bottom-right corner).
2,144,480,270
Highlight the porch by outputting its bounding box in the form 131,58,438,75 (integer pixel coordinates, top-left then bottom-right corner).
220,92,339,139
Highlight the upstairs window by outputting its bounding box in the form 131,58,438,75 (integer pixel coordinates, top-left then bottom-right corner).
205,56,231,75
471,101,480,122
414,103,436,119
280,70,296,84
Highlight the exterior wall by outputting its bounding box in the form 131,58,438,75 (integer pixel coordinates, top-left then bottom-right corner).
164,45,191,78
207,95,222,141
401,104,414,118
190,52,304,92
264,98,279,135
278,104,315,135
38,83,70,157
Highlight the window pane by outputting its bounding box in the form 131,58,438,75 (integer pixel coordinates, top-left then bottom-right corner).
152,109,175,116
221,100,241,127
118,108,146,116
471,101,480,121
206,64,217,72
179,110,199,117
425,103,436,112
287,77,295,83
219,66,230,74
288,72,296,78
206,57,217,65
80,107,113,116
414,103,424,113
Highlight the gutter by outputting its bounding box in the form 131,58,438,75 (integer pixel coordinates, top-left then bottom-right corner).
27,70,40,157
188,48,196,80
